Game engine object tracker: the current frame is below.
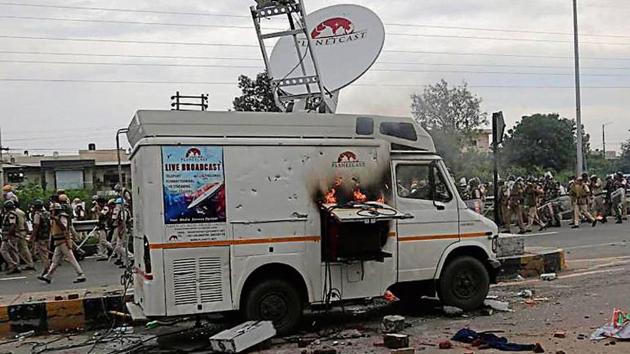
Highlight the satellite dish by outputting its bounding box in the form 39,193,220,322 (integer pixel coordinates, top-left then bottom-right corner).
269,4,385,96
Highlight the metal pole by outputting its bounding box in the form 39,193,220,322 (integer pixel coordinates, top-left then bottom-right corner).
116,128,128,188
492,118,500,223
602,124,606,157
0,126,3,186
573,0,584,175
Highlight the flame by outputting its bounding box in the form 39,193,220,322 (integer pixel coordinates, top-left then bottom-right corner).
324,189,337,204
323,177,343,204
376,193,385,204
353,183,367,203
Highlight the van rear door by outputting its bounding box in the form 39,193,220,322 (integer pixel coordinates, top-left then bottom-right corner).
393,160,459,281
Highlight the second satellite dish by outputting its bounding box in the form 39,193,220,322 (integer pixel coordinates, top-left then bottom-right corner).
269,4,385,96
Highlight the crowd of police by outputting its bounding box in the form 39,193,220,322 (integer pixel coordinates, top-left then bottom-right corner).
0,185,132,284
460,171,629,234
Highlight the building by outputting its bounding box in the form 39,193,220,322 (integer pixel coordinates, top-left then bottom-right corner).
1,147,130,191
464,128,492,152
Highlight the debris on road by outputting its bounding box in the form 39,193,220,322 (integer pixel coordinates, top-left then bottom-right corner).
540,273,557,281
553,331,566,338
383,333,409,349
483,299,513,312
443,306,464,317
382,315,406,333
516,289,533,298
438,340,452,349
390,348,415,354
452,328,538,351
591,308,630,341
209,321,276,353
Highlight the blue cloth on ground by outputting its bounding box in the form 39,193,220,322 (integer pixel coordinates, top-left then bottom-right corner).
452,328,535,351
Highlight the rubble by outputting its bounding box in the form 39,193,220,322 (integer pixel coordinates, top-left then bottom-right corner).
540,273,557,281
382,315,406,333
517,289,533,298
483,299,513,312
383,333,409,349
442,306,464,317
553,331,566,338
438,340,452,349
208,321,275,353
390,348,415,354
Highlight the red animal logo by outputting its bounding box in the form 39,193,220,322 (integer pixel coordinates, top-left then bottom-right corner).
185,148,202,158
311,17,354,39
337,151,358,163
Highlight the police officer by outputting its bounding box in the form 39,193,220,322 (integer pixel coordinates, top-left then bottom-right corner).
94,200,113,261
111,198,132,268
1,201,21,274
38,203,86,284
525,177,547,232
611,172,626,224
1,200,34,273
509,177,527,234
571,176,597,228
590,174,604,221
31,199,51,276
498,180,511,232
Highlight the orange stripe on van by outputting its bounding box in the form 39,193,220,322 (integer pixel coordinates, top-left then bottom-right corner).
398,232,489,242
149,235,321,250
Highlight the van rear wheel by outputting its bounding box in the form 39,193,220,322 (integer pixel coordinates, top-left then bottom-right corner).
242,279,302,335
438,256,489,311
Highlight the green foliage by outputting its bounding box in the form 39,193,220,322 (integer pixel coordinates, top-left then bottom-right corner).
12,183,93,209
501,113,589,173
411,80,488,177
617,139,630,173
233,72,281,112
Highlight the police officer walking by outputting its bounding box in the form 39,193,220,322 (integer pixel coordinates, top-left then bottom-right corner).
38,203,86,284
1,200,34,273
31,199,51,276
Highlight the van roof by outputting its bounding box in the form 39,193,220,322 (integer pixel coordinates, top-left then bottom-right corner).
127,110,436,153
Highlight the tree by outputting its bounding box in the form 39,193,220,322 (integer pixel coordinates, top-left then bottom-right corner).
502,113,589,173
411,79,488,175
617,139,630,172
233,72,281,112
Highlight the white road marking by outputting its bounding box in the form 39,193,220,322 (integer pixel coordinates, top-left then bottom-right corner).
494,266,628,287
526,231,559,237
0,276,27,281
563,242,627,250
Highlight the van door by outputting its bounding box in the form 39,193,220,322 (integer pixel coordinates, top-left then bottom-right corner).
393,160,460,281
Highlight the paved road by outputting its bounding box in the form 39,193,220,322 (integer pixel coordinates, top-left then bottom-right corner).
0,257,124,296
521,221,630,260
0,221,626,297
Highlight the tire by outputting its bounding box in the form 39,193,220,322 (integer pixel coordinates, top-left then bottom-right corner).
242,278,302,335
438,256,489,311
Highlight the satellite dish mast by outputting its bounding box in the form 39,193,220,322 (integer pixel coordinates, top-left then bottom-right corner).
251,2,385,113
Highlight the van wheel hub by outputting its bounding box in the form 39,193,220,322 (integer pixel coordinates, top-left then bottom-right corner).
454,271,476,298
260,293,287,320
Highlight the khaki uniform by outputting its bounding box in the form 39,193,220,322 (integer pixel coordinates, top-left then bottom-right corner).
571,182,595,225
1,209,33,270
1,212,19,271
42,213,85,281
525,184,545,230
31,210,51,273
509,182,526,233
112,205,132,263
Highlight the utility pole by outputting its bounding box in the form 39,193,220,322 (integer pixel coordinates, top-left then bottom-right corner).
602,124,606,158
573,0,584,175
0,126,3,185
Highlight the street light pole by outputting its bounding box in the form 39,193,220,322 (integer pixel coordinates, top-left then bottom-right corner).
573,0,584,175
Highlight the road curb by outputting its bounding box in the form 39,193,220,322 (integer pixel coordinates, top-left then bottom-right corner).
0,285,129,337
498,247,566,280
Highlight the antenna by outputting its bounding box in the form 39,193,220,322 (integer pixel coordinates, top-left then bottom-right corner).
251,0,331,113
255,3,385,114
170,91,209,111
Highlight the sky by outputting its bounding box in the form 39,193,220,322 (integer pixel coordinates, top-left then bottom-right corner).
1,0,630,155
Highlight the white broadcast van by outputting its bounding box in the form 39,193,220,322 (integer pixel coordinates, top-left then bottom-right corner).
126,110,500,334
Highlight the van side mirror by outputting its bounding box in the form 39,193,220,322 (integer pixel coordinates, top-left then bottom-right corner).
429,161,444,210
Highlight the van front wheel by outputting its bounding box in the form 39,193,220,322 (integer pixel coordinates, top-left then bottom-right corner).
242,279,302,335
438,256,489,311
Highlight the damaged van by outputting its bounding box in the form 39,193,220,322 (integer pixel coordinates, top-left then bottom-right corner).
126,110,500,334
